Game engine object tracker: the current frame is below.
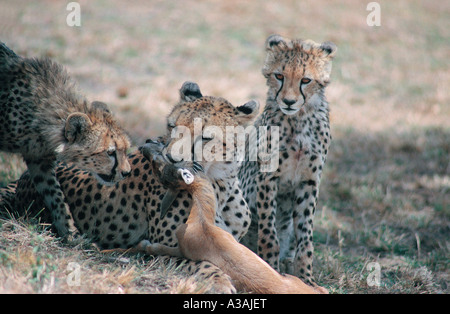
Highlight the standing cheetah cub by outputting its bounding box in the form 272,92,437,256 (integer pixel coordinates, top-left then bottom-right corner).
0,43,131,241
240,35,337,288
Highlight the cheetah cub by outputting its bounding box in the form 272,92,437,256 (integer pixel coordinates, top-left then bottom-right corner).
0,43,131,241
240,35,337,287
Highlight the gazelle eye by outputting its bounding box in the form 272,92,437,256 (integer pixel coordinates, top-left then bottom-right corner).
275,73,284,80
301,78,311,84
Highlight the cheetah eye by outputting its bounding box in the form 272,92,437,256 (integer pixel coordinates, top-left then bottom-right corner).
301,78,311,84
274,73,284,81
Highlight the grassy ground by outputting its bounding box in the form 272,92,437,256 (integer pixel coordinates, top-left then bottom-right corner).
0,217,220,293
0,0,448,293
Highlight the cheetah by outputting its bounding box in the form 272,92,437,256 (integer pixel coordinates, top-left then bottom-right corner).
239,35,337,288
0,43,131,241
130,146,324,294
0,82,259,293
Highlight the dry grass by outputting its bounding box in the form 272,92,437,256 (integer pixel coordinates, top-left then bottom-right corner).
0,0,448,293
315,127,448,293
0,216,222,294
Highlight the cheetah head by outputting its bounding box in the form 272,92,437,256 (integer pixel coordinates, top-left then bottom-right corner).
57,101,131,186
162,81,259,181
262,34,337,115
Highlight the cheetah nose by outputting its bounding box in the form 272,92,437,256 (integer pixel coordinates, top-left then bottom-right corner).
121,170,131,178
283,99,296,107
166,153,182,164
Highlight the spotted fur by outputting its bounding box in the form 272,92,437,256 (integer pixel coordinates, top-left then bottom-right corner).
0,82,259,293
239,35,336,287
0,43,130,240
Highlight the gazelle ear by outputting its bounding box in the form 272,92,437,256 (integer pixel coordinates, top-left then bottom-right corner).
319,41,337,59
178,168,194,185
235,99,260,126
179,81,203,102
65,112,92,143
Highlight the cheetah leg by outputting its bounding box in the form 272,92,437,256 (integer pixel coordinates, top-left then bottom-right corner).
292,181,318,286
142,242,236,293
137,240,184,258
255,175,281,271
100,247,140,254
101,240,184,257
103,241,236,293
26,160,80,242
0,181,18,212
157,256,237,294
276,196,296,275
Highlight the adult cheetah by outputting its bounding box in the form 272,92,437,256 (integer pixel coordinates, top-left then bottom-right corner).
0,43,131,241
0,82,259,293
239,35,337,287
131,146,325,294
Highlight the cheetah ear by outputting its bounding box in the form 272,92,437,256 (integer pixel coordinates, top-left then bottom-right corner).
91,101,111,113
235,100,260,126
265,34,287,51
179,81,203,102
65,112,92,144
319,41,337,59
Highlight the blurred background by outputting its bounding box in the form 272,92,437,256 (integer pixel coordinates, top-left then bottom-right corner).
0,0,448,293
